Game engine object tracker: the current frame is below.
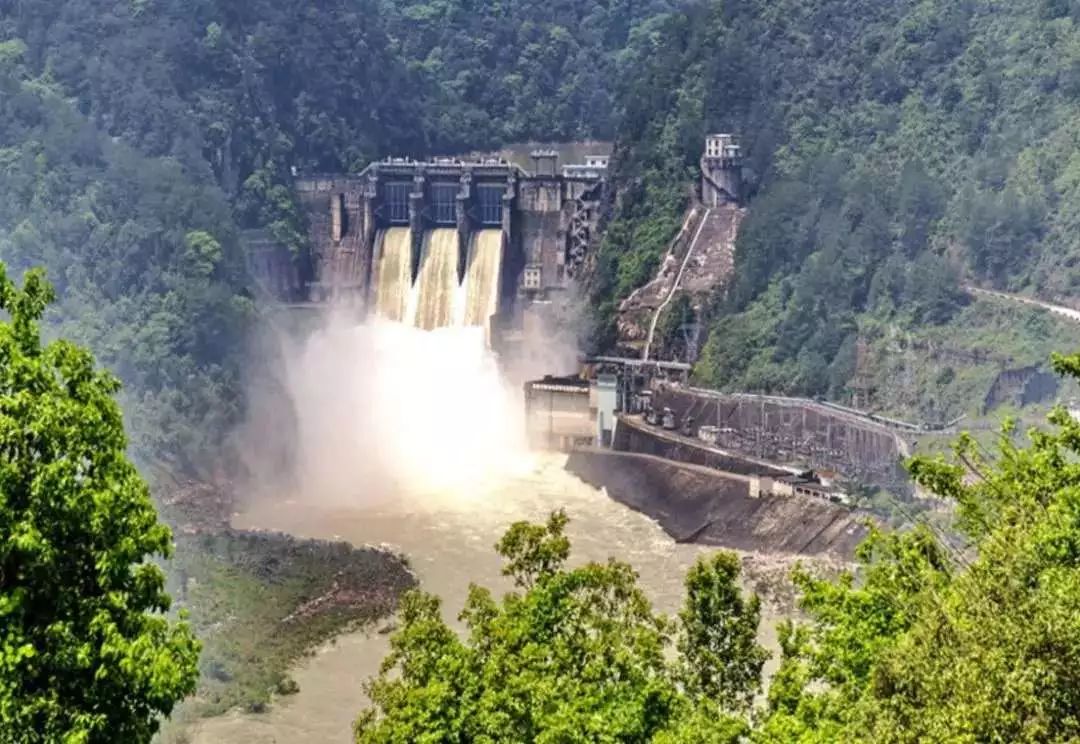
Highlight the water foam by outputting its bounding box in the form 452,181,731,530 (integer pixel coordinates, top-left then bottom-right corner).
276,317,528,505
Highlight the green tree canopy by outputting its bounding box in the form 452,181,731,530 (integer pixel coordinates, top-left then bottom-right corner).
678,551,767,712
354,510,764,743
0,265,199,743
755,352,1080,743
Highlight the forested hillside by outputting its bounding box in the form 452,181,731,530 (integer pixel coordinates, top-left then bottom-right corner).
5,0,1080,460
8,0,668,195
0,0,672,471
0,41,251,472
597,0,1080,418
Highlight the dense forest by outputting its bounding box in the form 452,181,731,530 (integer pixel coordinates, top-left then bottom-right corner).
4,0,1080,455
595,0,1080,417
0,40,251,473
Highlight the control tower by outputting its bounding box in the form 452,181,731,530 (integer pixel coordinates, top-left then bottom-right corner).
701,134,743,206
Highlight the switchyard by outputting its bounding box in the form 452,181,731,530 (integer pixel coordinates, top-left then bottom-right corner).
636,384,913,495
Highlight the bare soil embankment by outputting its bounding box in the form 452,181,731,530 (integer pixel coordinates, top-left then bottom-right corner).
566,449,868,559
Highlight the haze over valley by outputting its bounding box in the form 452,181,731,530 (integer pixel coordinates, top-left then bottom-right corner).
4,1,1080,742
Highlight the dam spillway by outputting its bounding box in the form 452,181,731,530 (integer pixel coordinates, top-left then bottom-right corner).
367,227,505,334
371,227,413,323
413,229,460,330
463,230,503,330
285,153,609,351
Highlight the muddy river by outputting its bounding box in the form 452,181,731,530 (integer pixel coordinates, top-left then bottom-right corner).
187,453,786,742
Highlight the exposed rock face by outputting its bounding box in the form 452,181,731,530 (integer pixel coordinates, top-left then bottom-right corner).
616,203,745,351
566,449,869,559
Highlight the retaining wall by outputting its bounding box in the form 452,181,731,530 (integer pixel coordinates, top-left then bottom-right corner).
566,449,869,558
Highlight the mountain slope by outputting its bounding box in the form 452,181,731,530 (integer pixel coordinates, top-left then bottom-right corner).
595,0,1080,418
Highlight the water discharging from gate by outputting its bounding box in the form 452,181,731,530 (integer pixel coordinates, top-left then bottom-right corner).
413,229,460,330
371,227,413,322
463,230,503,331
370,228,502,335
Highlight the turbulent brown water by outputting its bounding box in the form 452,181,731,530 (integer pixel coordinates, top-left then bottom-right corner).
188,454,740,743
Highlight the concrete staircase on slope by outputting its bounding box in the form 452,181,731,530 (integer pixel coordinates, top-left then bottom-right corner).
616,203,745,358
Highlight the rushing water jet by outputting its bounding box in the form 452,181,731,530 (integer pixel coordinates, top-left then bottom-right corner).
371,227,413,323
368,227,503,336
412,229,460,330
462,229,504,336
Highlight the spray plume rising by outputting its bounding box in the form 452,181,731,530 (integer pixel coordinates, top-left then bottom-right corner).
245,314,529,506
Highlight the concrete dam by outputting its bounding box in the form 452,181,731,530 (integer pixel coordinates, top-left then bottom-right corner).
263,152,607,348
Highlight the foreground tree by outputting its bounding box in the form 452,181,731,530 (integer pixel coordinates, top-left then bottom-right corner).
678,551,768,712
757,352,1080,743
0,266,199,742
355,510,765,743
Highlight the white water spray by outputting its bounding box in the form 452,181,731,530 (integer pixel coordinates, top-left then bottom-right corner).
241,315,529,507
